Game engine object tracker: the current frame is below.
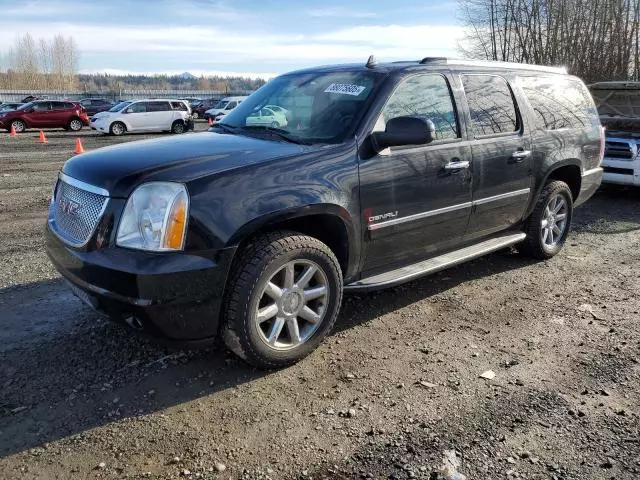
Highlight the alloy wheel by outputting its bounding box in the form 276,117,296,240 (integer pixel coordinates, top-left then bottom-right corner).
254,260,329,351
540,194,568,247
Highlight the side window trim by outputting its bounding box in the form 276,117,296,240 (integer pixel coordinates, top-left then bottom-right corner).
460,73,523,140
373,72,462,149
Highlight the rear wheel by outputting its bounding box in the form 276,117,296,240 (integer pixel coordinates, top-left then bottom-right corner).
221,231,343,369
68,118,83,131
171,120,186,134
271,121,280,128
519,180,573,259
109,121,126,136
10,120,26,133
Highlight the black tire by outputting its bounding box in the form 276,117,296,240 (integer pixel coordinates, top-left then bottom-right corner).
519,180,574,259
271,121,280,128
68,118,83,132
171,120,186,134
109,121,126,136
10,119,26,133
221,231,343,369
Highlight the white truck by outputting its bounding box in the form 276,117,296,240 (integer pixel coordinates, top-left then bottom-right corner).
590,81,640,187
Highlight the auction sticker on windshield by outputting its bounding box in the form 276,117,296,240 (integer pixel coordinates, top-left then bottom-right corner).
324,83,367,96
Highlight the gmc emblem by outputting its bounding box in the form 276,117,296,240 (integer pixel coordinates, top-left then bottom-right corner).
59,197,80,215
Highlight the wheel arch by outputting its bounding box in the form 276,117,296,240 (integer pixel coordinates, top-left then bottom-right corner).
527,160,582,217
226,204,358,280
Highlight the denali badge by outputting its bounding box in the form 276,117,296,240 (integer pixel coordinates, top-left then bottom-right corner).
368,211,398,223
59,197,80,215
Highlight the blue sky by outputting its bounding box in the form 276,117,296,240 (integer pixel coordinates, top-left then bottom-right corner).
0,0,463,78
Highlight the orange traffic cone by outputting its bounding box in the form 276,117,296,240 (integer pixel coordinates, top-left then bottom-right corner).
74,138,84,154
38,130,48,143
208,117,212,126
10,125,16,137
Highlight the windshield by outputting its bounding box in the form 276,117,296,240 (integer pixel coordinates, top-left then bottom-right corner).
220,71,383,144
109,101,132,112
213,100,229,110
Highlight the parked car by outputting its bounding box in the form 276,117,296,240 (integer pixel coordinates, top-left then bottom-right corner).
0,100,89,132
180,97,201,107
90,99,194,135
204,96,248,121
79,98,114,117
246,106,288,127
589,81,640,187
191,98,220,119
0,102,24,112
46,58,602,369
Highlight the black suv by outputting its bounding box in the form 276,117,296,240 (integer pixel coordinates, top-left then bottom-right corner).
191,98,220,119
46,58,603,368
79,98,114,117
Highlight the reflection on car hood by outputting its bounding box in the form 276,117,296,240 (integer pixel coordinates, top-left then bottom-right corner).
62,130,315,197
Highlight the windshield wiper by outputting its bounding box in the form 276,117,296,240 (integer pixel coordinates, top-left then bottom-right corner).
239,125,310,145
210,123,239,134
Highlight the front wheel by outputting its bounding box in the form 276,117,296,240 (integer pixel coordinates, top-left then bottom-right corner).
10,120,26,133
519,180,573,259
110,121,126,136
221,231,343,369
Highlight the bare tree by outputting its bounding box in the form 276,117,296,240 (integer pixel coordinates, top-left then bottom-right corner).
458,0,640,82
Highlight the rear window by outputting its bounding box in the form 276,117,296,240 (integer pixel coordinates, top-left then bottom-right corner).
147,101,171,112
462,74,519,137
520,76,597,130
171,101,188,111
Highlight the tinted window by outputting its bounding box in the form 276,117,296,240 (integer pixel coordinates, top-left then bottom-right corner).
147,101,171,112
380,74,459,140
520,76,596,130
462,75,519,136
81,100,91,106
50,101,67,110
32,102,51,111
128,102,147,113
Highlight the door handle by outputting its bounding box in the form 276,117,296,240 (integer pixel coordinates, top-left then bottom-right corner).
511,150,532,162
444,160,470,171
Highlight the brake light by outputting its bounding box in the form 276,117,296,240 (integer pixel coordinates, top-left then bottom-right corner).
598,125,606,166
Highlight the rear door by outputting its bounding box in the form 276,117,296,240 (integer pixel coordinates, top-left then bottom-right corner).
461,74,533,240
146,101,172,130
50,101,71,127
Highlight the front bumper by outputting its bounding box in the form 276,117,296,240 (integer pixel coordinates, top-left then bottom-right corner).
602,157,640,186
45,226,236,341
575,167,603,207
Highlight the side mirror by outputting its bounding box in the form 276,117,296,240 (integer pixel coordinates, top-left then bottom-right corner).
371,116,435,149
125,108,133,114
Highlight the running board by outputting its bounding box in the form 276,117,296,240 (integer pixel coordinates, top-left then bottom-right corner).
344,232,526,292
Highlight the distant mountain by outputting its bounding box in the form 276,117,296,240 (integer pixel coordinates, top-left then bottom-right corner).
177,72,196,80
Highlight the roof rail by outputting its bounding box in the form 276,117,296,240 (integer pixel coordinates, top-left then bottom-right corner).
416,57,566,74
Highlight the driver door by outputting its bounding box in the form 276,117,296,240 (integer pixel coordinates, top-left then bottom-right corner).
359,74,473,274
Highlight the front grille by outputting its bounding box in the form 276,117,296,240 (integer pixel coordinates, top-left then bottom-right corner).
52,179,108,246
604,141,636,160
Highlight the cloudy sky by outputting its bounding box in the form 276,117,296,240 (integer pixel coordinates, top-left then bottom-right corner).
0,0,463,78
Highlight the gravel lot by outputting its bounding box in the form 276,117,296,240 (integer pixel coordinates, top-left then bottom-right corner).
0,125,639,480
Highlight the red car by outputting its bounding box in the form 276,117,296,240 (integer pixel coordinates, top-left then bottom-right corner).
0,100,90,133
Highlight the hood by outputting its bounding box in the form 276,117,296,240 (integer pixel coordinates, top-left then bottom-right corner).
62,131,312,197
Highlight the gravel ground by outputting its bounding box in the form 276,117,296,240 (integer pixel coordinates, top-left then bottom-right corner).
0,126,639,480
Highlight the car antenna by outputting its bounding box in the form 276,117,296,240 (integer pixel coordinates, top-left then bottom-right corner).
366,55,377,69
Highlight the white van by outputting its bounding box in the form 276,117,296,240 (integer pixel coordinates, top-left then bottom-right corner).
90,99,193,136
204,96,248,121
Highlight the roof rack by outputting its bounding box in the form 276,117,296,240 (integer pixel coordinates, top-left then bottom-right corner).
418,57,567,74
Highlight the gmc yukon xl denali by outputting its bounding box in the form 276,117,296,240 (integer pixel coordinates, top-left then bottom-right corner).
46,58,603,368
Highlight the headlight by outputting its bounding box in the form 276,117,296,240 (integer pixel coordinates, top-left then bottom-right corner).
116,182,189,251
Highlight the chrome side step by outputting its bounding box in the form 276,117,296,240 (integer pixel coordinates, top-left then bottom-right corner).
344,232,526,292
